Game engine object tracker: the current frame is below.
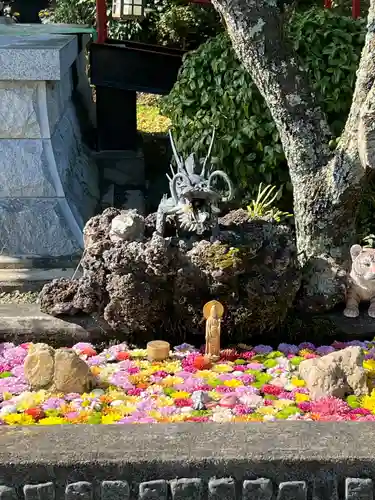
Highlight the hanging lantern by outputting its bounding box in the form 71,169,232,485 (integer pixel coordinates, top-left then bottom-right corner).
112,0,145,20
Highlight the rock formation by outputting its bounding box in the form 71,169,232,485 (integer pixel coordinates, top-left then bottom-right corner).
39,208,301,343
298,346,369,400
24,343,95,393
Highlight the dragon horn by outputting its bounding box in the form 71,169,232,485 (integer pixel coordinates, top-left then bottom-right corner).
169,130,183,170
208,170,234,203
201,128,215,178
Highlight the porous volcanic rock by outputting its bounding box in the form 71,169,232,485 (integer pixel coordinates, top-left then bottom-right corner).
39,208,301,343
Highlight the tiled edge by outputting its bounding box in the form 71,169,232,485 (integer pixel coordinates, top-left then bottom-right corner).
2,477,374,500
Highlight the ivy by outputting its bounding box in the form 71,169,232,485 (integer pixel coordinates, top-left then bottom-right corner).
161,8,365,206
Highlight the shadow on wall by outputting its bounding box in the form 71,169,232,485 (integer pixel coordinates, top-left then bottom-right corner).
12,0,49,23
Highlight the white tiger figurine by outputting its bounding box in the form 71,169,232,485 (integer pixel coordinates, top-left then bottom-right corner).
344,244,375,318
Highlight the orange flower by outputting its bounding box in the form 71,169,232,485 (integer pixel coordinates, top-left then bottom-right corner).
193,356,212,370
116,352,130,361
136,383,148,390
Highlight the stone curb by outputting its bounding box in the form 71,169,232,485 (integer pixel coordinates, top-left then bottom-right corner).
0,423,374,499
0,304,117,346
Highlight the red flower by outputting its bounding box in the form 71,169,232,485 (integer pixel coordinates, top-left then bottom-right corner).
193,356,212,370
80,346,97,357
174,398,192,407
116,351,130,361
263,384,283,396
24,407,45,421
220,349,239,362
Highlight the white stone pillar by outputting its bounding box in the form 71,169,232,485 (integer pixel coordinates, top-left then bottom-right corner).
0,34,99,262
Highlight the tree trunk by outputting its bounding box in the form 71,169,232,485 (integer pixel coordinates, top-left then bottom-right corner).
211,0,375,310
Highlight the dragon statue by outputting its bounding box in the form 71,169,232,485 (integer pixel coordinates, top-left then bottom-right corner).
155,129,234,237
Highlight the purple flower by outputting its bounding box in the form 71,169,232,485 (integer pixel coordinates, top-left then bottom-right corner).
298,342,315,351
42,398,65,410
346,340,367,348
316,346,335,356
174,343,196,353
110,371,134,391
278,344,299,355
253,345,273,355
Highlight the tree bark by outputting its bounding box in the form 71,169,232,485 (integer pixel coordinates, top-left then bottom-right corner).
211,0,375,310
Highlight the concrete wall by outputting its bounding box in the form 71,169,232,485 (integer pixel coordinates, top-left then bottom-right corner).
0,423,374,499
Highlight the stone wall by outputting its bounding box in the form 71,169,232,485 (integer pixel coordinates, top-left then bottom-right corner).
0,34,99,260
0,423,374,499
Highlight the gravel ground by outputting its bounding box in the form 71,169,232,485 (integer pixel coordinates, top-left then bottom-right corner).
0,291,39,304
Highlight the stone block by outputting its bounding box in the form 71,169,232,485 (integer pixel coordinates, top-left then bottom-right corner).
51,103,99,225
242,478,273,500
23,482,55,500
45,71,74,135
0,34,77,80
277,481,307,500
208,478,236,500
170,478,203,500
65,482,93,500
0,198,83,257
312,477,338,500
345,478,373,500
101,481,130,500
0,139,58,197
139,480,168,500
0,82,41,138
0,486,16,500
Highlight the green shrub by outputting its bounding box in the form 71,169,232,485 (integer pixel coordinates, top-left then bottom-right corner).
42,0,221,49
161,8,365,204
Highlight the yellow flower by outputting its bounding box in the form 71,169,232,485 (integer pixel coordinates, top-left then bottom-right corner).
257,406,277,415
212,364,233,373
128,374,148,385
2,392,12,401
101,414,121,424
364,359,375,373
273,399,295,409
130,349,147,358
291,378,306,387
295,393,310,403
223,379,242,388
38,416,66,425
148,410,163,420
171,391,190,399
167,414,186,423
155,396,174,407
208,390,221,401
362,389,375,412
163,361,181,373
90,366,101,376
3,413,35,425
299,349,313,356
195,370,213,379
160,376,184,387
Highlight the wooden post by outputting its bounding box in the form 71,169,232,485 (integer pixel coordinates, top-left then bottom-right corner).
352,0,360,18
96,0,108,44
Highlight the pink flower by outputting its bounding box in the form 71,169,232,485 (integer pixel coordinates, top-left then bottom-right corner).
263,385,282,396
310,397,350,416
127,388,142,396
297,402,311,412
242,351,255,360
233,404,252,415
216,385,234,393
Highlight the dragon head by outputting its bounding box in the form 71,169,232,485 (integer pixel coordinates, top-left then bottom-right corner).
166,129,234,234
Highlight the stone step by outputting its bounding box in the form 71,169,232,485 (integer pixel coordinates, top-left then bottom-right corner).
0,268,82,292
0,303,114,346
